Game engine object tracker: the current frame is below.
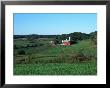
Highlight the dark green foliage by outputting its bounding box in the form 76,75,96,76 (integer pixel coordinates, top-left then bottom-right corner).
14,34,58,39
18,50,26,55
27,34,38,40
89,31,97,39
14,45,18,49
54,39,59,45
69,32,90,41
90,31,97,45
14,55,27,64
61,34,69,40
91,36,97,45
70,40,77,44
54,37,61,44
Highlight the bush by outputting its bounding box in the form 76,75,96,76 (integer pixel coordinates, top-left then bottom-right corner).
27,55,36,64
14,55,27,64
18,50,26,55
69,49,92,63
91,38,97,45
14,45,18,49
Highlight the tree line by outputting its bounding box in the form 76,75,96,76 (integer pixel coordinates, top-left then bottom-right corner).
14,31,97,44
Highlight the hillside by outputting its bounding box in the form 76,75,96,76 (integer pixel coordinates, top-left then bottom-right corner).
14,39,97,75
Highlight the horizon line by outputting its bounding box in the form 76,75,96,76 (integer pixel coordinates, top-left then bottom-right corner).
14,31,97,35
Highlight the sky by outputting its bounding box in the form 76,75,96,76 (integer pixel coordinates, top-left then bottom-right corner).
14,13,97,35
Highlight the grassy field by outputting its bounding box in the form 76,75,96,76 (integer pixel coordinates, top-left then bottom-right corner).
14,60,96,75
14,38,97,75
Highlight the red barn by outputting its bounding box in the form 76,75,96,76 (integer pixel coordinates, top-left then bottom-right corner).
61,37,71,46
63,41,71,46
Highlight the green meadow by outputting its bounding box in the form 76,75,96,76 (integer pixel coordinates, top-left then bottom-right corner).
14,38,97,75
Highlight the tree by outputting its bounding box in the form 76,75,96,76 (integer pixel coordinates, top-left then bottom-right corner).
69,32,89,42
89,31,97,45
18,50,26,55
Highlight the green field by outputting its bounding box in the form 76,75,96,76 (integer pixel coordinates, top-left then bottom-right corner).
14,61,96,75
14,38,97,75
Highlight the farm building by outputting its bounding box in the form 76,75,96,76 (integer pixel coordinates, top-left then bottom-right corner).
61,37,71,46
50,37,71,46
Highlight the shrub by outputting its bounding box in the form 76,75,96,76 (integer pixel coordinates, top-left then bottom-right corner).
14,55,27,64
18,50,26,55
69,49,91,63
14,45,18,49
91,38,97,45
25,55,36,64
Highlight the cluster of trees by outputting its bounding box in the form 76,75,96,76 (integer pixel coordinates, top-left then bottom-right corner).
14,34,58,39
89,31,97,45
55,32,90,44
55,31,97,44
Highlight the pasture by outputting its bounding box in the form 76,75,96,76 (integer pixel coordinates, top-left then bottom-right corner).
14,38,97,75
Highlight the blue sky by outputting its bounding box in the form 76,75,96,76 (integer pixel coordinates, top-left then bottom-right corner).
14,13,97,35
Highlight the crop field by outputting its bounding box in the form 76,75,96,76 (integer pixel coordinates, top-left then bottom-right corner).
14,61,96,75
14,38,97,75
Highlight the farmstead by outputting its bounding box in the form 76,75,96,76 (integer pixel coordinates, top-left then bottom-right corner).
61,37,71,46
